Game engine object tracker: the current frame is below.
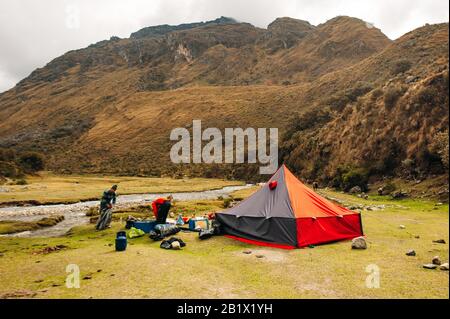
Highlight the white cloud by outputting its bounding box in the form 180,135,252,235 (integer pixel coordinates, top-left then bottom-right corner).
0,0,448,93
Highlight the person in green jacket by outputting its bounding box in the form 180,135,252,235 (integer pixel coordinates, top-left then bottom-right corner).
96,185,118,230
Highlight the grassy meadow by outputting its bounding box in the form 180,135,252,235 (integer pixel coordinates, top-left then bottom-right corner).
0,172,243,205
0,185,448,299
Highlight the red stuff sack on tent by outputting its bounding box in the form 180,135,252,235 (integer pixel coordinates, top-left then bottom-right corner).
269,181,277,190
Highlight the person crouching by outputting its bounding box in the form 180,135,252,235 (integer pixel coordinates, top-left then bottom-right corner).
151,195,173,224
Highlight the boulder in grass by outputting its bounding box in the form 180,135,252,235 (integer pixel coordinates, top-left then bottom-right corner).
432,256,442,265
349,186,362,194
423,264,438,269
351,236,367,249
406,250,416,256
439,263,449,271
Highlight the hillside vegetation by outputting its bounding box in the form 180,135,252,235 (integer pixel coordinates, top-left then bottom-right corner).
0,16,448,191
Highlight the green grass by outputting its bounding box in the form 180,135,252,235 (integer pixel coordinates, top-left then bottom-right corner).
0,172,244,204
0,216,65,235
0,190,448,299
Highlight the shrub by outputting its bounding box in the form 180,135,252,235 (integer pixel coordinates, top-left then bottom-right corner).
342,168,369,192
416,86,437,106
0,161,21,178
18,152,45,173
0,148,16,162
345,82,373,102
430,131,449,170
223,197,233,208
371,88,383,100
384,86,404,109
382,182,397,194
392,59,412,75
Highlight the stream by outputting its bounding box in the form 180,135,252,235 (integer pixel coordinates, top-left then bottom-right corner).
0,184,253,238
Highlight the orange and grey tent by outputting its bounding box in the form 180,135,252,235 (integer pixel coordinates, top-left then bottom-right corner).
215,165,363,249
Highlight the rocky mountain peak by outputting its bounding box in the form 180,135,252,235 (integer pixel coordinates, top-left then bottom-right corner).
130,16,237,39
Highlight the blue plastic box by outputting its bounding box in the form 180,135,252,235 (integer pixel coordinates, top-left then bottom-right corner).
132,221,158,233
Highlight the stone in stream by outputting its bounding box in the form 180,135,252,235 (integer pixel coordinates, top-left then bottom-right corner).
423,264,438,270
432,256,442,265
351,236,367,249
439,263,449,271
406,250,416,256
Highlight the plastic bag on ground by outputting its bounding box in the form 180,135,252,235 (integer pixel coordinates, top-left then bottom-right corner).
128,227,145,239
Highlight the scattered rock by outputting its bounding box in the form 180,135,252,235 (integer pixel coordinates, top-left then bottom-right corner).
51,283,61,287
243,250,252,254
423,264,438,269
391,191,409,199
432,256,442,265
414,235,420,239
432,239,446,244
399,225,406,229
439,263,449,271
97,269,102,273
34,279,44,283
405,75,419,84
406,250,416,256
110,274,115,277
255,254,265,259
351,236,367,249
349,186,362,194
377,187,384,196
83,275,92,280
0,253,4,257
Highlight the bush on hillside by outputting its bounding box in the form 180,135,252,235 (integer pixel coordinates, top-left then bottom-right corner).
371,88,383,101
384,85,405,109
344,82,374,102
18,152,45,173
392,59,412,75
342,168,369,192
0,148,17,162
0,161,22,178
330,166,369,192
430,131,449,170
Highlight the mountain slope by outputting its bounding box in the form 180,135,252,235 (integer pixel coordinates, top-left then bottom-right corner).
0,17,448,184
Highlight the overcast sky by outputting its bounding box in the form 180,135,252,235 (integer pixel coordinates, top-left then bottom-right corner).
0,0,448,93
